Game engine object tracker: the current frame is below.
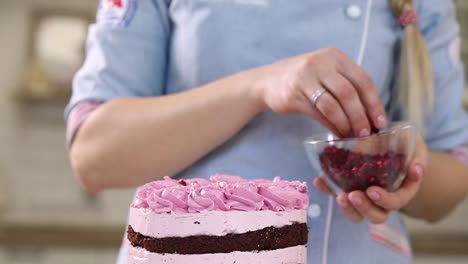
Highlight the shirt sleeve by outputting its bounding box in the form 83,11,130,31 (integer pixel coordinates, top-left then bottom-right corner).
66,101,104,146
450,146,468,167
418,0,468,151
65,0,171,120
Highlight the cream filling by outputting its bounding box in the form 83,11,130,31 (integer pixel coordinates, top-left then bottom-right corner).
129,208,306,238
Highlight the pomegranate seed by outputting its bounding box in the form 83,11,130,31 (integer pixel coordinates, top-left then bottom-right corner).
319,146,405,192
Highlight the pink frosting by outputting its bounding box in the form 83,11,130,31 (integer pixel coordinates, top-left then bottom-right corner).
133,175,309,213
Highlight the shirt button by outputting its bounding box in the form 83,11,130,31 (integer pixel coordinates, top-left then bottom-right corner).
307,204,321,219
346,4,362,20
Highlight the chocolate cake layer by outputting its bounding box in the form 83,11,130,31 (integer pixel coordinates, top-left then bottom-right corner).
127,223,308,254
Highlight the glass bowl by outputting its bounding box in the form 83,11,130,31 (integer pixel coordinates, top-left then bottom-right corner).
304,122,417,194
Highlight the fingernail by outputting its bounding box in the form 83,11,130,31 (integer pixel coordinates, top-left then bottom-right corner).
377,115,387,128
415,164,424,177
368,191,381,201
359,128,370,137
350,197,363,207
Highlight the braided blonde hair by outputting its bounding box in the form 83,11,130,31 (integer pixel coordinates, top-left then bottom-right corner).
390,0,434,130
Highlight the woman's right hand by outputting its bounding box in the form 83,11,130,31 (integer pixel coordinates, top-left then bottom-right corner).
70,47,388,191
252,48,387,137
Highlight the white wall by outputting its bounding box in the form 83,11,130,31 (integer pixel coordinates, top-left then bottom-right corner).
0,0,134,228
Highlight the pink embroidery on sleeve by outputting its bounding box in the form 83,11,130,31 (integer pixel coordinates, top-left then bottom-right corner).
450,147,468,167
67,101,104,146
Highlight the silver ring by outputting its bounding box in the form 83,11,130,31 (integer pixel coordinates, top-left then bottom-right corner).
310,87,328,107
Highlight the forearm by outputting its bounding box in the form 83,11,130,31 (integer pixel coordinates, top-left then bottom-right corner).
403,151,468,222
70,70,264,192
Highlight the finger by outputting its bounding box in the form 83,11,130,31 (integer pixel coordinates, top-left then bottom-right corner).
295,93,343,137
336,194,364,222
321,73,371,137
366,136,427,210
348,191,390,224
330,50,387,130
412,136,429,169
394,134,428,165
309,91,351,137
366,161,424,211
313,177,334,195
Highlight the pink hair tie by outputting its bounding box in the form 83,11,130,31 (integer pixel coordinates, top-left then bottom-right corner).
399,9,418,27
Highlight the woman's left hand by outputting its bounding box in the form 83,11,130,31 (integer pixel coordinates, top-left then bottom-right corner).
314,135,428,224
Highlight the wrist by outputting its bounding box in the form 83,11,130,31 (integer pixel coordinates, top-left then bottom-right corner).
235,68,269,114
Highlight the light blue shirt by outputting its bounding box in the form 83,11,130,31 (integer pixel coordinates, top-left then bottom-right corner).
67,0,468,263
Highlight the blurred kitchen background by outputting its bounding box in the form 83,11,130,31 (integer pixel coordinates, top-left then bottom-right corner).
0,0,467,263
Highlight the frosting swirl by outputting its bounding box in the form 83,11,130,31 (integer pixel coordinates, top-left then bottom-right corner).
133,175,309,213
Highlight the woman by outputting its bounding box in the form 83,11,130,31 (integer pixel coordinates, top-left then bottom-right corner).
66,0,468,263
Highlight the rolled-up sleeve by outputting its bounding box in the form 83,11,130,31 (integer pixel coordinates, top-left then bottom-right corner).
418,0,468,150
450,146,468,166
65,0,171,144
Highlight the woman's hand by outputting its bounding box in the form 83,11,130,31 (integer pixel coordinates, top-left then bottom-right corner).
252,48,387,137
314,135,428,224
